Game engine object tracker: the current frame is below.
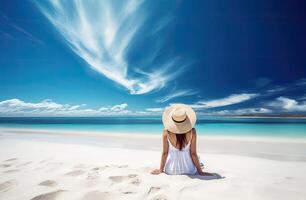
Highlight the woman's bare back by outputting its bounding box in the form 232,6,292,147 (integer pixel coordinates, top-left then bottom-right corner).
167,129,193,149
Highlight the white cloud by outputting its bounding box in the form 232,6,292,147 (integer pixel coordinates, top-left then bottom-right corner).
110,103,128,112
0,99,131,116
98,103,128,112
145,107,164,112
0,99,65,112
34,0,184,94
191,93,259,109
269,97,306,112
156,89,198,103
203,107,271,116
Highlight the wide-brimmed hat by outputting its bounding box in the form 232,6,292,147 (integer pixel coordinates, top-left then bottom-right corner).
162,103,197,134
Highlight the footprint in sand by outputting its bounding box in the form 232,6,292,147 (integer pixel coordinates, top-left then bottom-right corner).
91,165,110,171
88,166,109,176
39,180,57,187
122,191,136,194
0,179,16,192
87,171,100,180
17,161,32,167
147,186,169,200
3,169,20,173
131,178,141,186
148,186,162,194
0,164,12,168
117,165,128,168
39,160,48,164
108,175,127,183
152,194,168,200
65,170,86,177
82,190,111,200
128,174,137,178
30,189,66,200
4,158,17,162
109,174,139,184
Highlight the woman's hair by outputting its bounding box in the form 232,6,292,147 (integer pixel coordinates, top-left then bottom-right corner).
176,133,187,150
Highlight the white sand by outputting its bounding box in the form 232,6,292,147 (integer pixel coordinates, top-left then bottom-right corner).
1,128,306,200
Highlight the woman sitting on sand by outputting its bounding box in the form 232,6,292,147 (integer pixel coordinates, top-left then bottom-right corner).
151,104,210,176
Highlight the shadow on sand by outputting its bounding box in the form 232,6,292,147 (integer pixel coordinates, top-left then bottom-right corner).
187,173,225,180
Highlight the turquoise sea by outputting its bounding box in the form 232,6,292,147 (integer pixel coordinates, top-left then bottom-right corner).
0,117,306,139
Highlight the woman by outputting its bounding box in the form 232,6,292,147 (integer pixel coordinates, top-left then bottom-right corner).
151,103,209,176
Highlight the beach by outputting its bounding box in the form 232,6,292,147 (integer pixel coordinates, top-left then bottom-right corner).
1,128,306,200
2,0,306,199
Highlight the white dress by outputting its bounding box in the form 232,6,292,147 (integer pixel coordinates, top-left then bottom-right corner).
164,133,197,175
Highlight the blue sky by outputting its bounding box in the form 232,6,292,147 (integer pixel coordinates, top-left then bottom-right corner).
0,0,306,116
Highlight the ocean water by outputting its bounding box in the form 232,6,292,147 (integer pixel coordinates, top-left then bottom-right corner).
0,117,306,139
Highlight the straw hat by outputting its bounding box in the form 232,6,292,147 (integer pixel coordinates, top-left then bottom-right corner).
162,103,197,134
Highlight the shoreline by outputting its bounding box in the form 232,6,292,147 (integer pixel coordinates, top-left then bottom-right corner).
1,127,306,143
1,127,306,163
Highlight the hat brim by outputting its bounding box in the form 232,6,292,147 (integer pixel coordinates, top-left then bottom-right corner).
162,104,196,134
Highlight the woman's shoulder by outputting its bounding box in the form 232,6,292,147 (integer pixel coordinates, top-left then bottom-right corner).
191,128,197,136
162,129,168,138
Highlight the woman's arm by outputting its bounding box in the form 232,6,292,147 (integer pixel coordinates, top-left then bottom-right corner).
151,129,169,175
190,128,205,175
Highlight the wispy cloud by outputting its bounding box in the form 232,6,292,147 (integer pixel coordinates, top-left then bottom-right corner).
294,78,306,86
264,78,306,95
34,0,184,94
156,89,198,103
253,77,272,88
0,11,44,45
269,97,306,112
191,93,259,109
266,86,287,93
300,95,306,100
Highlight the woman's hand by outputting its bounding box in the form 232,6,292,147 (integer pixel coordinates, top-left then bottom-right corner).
151,169,163,175
198,171,214,176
